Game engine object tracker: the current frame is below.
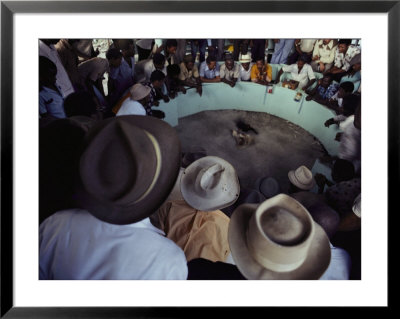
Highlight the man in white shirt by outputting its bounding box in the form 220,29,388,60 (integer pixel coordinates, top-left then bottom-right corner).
287,39,317,64
219,53,240,87
39,115,188,280
238,54,253,82
134,53,167,84
116,83,150,116
275,55,316,91
39,39,75,98
311,39,337,72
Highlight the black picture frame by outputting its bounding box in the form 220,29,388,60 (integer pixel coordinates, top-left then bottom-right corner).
1,1,395,317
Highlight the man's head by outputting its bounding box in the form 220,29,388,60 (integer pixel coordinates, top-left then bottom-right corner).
331,159,355,183
106,48,123,68
297,54,308,69
153,53,166,70
165,39,178,55
39,56,57,87
114,39,135,58
255,58,265,71
239,54,252,71
183,54,194,70
320,74,333,88
338,81,354,98
206,55,217,70
322,39,332,45
167,64,181,79
150,70,166,88
337,39,352,54
224,54,234,70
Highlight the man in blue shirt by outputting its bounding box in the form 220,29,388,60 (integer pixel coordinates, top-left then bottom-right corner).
306,74,339,104
199,55,220,83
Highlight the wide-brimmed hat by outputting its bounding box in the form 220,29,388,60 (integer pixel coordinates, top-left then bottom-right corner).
129,83,151,101
75,115,181,225
288,165,315,190
255,176,280,199
180,156,240,211
239,54,252,63
229,194,331,279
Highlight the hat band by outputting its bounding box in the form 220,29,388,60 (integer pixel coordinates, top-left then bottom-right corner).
245,226,306,273
133,130,162,204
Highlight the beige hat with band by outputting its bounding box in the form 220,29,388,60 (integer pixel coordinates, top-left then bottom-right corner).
180,156,240,211
228,193,331,279
129,83,151,101
288,165,315,190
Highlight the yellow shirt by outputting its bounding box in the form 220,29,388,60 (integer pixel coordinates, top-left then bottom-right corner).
156,200,230,262
250,63,272,82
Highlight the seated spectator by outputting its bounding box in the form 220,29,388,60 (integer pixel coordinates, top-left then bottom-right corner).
325,39,361,82
199,55,221,83
135,53,167,83
238,54,253,82
39,56,66,119
325,81,358,113
63,91,103,120
287,165,315,194
144,70,169,107
116,83,150,116
178,54,202,96
219,53,240,87
310,39,337,73
276,54,316,91
165,64,187,99
287,39,317,64
250,57,272,85
306,74,339,103
39,39,75,98
154,156,240,263
270,39,295,64
39,115,188,280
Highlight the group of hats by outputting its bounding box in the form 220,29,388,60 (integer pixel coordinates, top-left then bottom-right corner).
68,114,330,279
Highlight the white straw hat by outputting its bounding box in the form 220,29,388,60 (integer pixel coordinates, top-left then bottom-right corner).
288,165,315,190
180,156,240,211
129,83,151,101
229,194,331,279
239,54,251,63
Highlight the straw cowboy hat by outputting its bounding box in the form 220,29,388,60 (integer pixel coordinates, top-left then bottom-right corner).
228,194,331,279
129,83,151,101
255,176,280,199
180,156,240,211
288,165,315,190
75,115,181,225
239,54,252,63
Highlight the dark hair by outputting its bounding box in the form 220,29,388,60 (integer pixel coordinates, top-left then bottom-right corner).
298,54,308,63
167,64,181,77
338,39,352,46
150,70,166,82
340,81,355,93
153,53,166,65
63,91,98,117
166,39,178,48
39,56,56,74
331,159,355,182
106,48,122,60
206,55,217,64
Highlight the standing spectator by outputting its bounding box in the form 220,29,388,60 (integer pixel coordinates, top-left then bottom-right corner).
275,54,316,91
287,39,317,64
250,39,268,62
173,39,188,65
270,39,295,64
219,53,240,87
310,39,337,72
163,39,178,65
199,55,221,83
39,115,188,280
73,39,99,63
238,54,253,82
116,83,150,116
233,39,250,61
325,39,361,82
190,39,207,63
54,39,85,91
135,39,155,61
39,39,75,98
250,57,272,85
178,54,202,96
208,39,225,61
39,56,66,119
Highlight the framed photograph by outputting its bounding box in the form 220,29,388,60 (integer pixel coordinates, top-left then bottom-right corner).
1,0,395,317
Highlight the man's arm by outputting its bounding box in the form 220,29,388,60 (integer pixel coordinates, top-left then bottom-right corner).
200,76,220,83
275,69,284,84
